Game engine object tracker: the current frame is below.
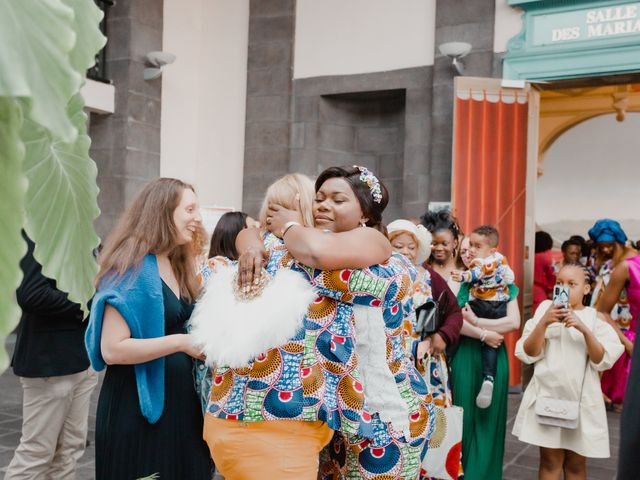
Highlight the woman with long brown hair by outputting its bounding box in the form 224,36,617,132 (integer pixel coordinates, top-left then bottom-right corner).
85,178,213,479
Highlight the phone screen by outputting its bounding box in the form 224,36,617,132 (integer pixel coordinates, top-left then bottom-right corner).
552,285,570,309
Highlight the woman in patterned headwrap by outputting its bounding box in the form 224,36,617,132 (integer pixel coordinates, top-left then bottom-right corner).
589,219,639,411
201,166,434,479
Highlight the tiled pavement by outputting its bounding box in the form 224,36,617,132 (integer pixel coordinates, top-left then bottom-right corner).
1,334,620,479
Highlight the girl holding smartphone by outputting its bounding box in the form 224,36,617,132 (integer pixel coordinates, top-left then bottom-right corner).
513,264,623,479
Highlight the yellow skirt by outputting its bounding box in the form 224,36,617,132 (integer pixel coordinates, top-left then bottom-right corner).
203,416,333,480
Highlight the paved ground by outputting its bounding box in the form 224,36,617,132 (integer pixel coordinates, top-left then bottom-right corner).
0,334,620,479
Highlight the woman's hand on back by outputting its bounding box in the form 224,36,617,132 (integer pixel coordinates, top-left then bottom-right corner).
237,247,269,290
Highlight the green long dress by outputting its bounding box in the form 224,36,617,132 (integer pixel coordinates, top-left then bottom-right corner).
450,283,518,480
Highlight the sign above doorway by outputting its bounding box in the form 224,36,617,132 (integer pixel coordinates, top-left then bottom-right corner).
504,0,640,80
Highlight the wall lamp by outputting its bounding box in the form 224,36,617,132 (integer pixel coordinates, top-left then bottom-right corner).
144,51,176,81
438,42,472,76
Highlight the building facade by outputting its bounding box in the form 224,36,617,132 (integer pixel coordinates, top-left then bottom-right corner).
87,0,640,384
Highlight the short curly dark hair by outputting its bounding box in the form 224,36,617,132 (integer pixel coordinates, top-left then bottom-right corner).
420,209,462,238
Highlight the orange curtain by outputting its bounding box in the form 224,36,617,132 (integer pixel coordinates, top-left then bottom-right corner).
452,91,528,386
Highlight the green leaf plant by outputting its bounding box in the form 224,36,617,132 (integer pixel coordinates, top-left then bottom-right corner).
0,0,106,371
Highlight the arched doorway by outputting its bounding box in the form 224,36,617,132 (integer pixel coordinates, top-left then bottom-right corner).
536,111,640,244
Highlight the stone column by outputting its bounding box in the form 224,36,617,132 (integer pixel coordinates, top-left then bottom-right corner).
242,0,296,216
90,0,163,239
429,0,498,201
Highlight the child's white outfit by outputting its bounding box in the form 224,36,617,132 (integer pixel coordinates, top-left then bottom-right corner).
512,300,624,457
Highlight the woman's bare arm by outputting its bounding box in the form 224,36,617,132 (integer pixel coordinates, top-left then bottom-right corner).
460,319,504,347
597,262,633,351
265,203,391,269
598,261,628,313
522,304,565,357
100,305,200,365
235,227,271,288
282,226,391,270
475,300,521,334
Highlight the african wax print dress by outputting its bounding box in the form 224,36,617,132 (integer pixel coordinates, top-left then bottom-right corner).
201,235,434,479
318,255,436,479
404,268,460,480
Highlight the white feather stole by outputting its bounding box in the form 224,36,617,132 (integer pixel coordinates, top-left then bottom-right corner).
189,265,316,368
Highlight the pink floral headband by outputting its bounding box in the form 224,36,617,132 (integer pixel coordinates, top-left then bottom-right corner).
354,165,382,204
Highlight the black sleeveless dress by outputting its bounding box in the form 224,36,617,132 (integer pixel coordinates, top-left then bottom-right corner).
95,281,213,479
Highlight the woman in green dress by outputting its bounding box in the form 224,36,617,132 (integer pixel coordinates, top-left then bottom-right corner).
450,235,521,479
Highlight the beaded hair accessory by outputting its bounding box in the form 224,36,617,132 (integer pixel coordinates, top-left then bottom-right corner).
354,165,382,204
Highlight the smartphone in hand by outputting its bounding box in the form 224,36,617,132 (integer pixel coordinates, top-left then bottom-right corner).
552,285,570,320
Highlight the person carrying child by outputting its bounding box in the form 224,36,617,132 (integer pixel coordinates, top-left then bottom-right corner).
451,225,514,409
512,263,623,479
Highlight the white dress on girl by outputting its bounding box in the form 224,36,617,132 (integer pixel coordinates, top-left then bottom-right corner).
512,300,623,457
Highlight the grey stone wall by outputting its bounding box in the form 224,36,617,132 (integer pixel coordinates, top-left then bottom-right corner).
322,91,405,221
242,0,296,216
90,0,163,240
430,0,499,200
292,68,433,221
241,0,499,219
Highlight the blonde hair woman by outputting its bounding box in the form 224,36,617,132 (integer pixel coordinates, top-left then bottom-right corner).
258,173,315,228
85,178,213,479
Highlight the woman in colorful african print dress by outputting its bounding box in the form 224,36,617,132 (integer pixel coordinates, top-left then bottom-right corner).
196,168,433,479
204,166,434,479
387,219,463,480
386,219,462,405
264,166,435,480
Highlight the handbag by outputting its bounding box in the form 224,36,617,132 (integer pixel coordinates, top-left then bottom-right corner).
416,291,447,340
534,317,593,429
421,355,463,480
534,397,581,429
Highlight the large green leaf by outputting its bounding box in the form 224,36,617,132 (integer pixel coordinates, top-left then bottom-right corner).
0,98,27,371
0,0,81,142
22,93,100,315
63,0,107,74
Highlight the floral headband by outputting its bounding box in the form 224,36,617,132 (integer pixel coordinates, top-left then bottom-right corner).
354,165,382,204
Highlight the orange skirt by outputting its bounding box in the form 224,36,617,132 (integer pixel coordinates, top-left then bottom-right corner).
203,416,333,480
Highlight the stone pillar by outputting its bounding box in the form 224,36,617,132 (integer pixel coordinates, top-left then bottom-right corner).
401,73,433,219
429,0,497,201
90,0,163,239
242,0,296,216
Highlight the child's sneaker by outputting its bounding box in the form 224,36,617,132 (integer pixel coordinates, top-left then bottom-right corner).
476,377,494,409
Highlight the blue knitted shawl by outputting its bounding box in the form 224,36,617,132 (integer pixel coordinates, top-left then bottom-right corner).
85,254,165,424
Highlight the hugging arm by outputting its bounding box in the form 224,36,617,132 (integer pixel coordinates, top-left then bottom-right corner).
282,226,391,270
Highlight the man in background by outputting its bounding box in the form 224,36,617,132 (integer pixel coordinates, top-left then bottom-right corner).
5,233,98,480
